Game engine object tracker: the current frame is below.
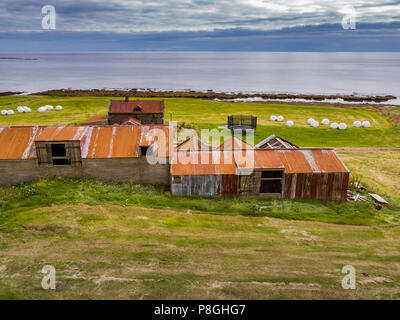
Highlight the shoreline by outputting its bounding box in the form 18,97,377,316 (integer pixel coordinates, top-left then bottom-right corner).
1,89,398,108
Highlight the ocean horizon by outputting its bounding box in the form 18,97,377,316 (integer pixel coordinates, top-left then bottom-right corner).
1,52,399,104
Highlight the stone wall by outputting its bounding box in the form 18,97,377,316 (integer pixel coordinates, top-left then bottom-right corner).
108,112,164,125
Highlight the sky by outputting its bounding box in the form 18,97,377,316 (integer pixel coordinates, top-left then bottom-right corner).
0,0,399,51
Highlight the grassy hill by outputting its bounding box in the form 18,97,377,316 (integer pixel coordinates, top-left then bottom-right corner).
0,95,399,299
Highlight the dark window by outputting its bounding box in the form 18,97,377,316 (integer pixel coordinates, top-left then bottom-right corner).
260,180,282,193
53,158,71,166
173,176,182,184
141,146,150,156
51,144,66,157
261,171,283,179
260,170,283,194
135,106,142,112
51,143,71,166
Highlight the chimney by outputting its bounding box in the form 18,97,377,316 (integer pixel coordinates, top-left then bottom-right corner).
125,96,129,102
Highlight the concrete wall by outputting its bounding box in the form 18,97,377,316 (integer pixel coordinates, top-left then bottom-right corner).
108,112,164,125
0,158,170,186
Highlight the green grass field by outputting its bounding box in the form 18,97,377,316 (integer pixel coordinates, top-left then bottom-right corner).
0,95,399,299
1,95,399,147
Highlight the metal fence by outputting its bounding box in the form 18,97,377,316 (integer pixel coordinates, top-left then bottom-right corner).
228,115,257,130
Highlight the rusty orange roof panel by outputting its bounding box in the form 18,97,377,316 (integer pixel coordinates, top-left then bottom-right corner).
172,151,237,175
0,126,42,159
235,149,348,173
275,149,348,173
35,126,89,142
234,150,284,170
81,126,140,159
109,99,164,114
139,125,172,157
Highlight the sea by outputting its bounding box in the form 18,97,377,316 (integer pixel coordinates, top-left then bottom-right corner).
1,52,399,104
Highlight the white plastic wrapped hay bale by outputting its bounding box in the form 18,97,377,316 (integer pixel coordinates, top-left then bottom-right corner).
17,106,24,113
330,122,339,129
362,121,370,128
24,107,31,113
7,110,14,115
38,106,47,113
270,115,277,121
277,115,284,122
353,120,362,128
311,121,319,127
46,105,54,111
321,118,330,125
55,105,63,111
307,118,315,125
339,123,347,130
285,120,294,127
1,110,8,115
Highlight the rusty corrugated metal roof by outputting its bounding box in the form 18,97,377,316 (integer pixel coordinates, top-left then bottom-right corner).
234,150,284,170
172,151,237,175
216,137,254,150
35,126,89,142
139,125,173,157
0,125,172,160
277,149,349,173
81,126,141,159
0,126,42,159
177,136,210,151
236,149,348,173
109,99,164,114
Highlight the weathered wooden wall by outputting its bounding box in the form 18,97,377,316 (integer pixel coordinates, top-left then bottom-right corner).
238,172,261,196
171,175,238,197
283,172,349,201
238,171,348,201
0,158,170,185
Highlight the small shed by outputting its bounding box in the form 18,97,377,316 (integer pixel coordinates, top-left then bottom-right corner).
236,149,349,201
108,97,165,125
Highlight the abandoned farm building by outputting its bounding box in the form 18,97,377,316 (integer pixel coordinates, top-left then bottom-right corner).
171,146,349,201
0,121,349,201
107,98,165,125
0,125,172,185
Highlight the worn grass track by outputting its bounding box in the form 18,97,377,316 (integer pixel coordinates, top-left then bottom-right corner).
0,204,399,299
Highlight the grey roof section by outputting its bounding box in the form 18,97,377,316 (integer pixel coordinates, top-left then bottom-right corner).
255,134,298,149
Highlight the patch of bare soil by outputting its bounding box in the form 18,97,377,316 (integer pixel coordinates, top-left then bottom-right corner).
21,225,63,233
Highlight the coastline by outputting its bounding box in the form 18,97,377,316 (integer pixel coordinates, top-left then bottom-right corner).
30,88,399,107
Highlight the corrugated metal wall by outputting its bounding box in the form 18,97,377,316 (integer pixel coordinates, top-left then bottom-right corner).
283,172,349,201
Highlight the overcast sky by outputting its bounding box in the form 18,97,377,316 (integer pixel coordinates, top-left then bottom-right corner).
0,0,399,51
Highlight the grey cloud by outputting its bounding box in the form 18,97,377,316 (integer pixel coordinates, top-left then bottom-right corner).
0,0,399,33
